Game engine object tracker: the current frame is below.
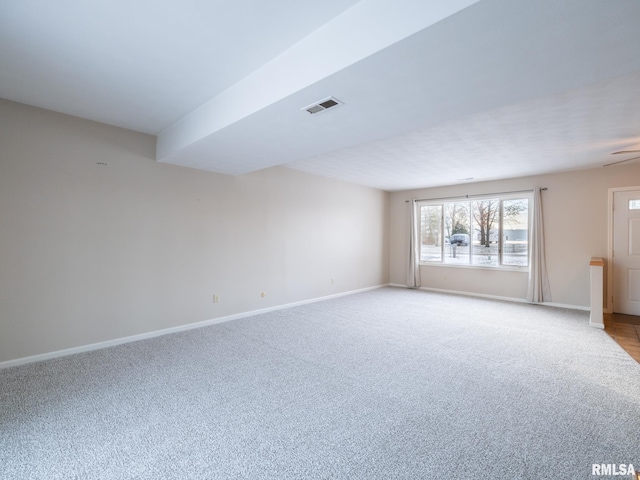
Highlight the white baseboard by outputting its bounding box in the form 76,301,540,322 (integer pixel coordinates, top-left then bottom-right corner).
0,284,389,370
388,283,589,312
543,302,590,312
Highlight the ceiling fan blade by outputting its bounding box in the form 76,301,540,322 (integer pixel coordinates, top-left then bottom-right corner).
604,155,640,167
612,150,640,155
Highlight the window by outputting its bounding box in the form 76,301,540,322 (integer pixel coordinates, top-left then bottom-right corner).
418,193,530,269
420,204,443,262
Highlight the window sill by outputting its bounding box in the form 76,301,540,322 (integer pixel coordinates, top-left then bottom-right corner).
419,262,529,273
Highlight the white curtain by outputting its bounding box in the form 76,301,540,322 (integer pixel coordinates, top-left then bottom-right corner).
527,187,551,302
407,200,421,288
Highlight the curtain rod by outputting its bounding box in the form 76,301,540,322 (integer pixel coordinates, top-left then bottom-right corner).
404,188,547,203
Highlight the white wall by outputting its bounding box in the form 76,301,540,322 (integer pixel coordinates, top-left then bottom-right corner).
390,164,640,308
0,99,390,363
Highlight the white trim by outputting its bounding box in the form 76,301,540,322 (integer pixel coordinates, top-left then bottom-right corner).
543,302,590,312
389,283,589,311
607,186,640,314
0,284,388,370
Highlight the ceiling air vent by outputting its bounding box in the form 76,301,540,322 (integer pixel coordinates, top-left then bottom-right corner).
302,96,344,115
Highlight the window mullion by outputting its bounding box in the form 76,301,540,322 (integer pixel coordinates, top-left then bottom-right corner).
499,200,504,266
440,205,444,263
468,201,473,265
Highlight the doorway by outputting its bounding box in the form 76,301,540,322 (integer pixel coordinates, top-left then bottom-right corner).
612,188,640,315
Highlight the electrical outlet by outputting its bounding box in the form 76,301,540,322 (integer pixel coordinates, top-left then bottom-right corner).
331,278,335,285
213,294,219,303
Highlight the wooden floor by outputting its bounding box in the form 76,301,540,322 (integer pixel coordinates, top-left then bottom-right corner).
604,313,640,363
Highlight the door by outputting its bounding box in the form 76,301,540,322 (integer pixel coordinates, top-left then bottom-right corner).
613,189,640,315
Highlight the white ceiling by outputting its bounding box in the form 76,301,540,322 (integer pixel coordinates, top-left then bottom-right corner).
1,0,639,191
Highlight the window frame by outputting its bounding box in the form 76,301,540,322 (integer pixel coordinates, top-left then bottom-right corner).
416,192,532,271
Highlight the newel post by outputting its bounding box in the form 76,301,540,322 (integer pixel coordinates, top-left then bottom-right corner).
589,257,605,329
